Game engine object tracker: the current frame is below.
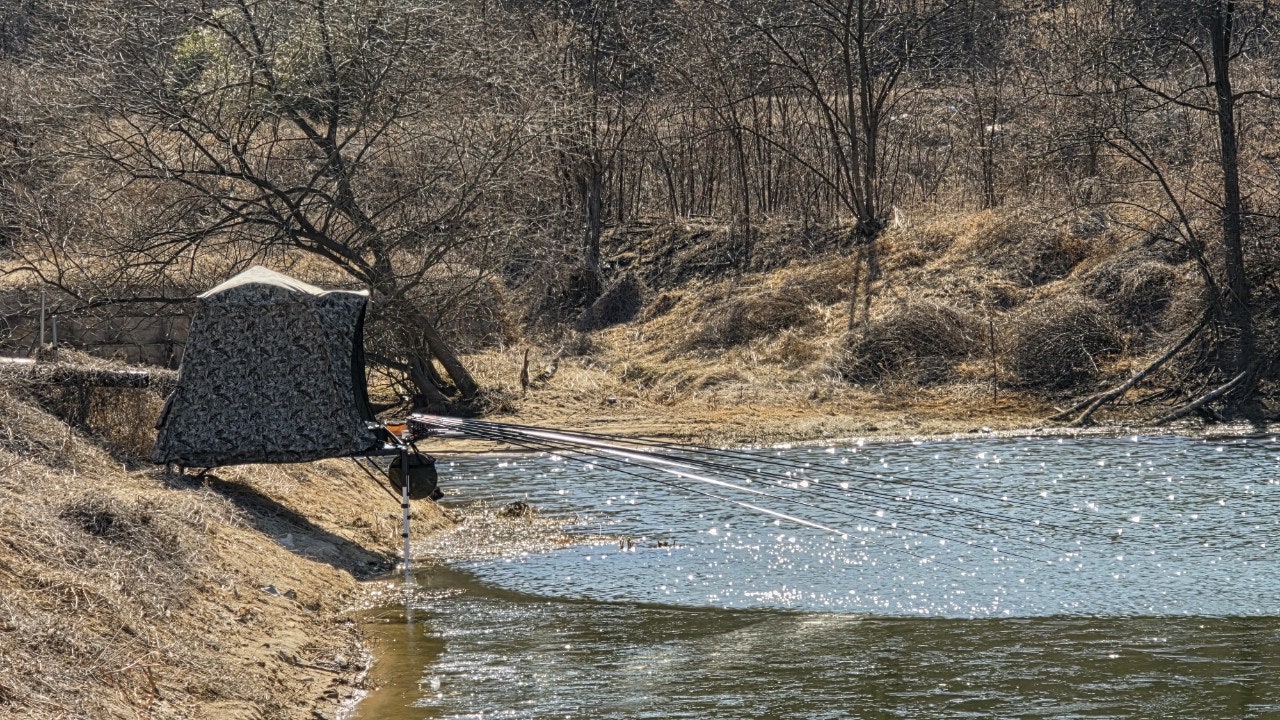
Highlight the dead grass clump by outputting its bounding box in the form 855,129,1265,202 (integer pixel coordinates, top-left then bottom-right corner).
685,286,816,348
642,290,682,320
944,213,1090,287
681,263,848,350
764,327,830,369
1006,294,1120,390
839,300,984,385
578,272,646,331
1082,256,1183,330
37,384,164,461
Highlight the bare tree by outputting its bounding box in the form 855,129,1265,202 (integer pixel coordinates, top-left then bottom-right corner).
1111,0,1266,418
1045,0,1272,423
54,0,542,404
531,0,661,303
725,0,957,326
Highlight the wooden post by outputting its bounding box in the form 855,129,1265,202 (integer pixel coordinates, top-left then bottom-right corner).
988,312,998,404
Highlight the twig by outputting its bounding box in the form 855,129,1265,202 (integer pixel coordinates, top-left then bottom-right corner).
1065,313,1210,426
1154,370,1249,425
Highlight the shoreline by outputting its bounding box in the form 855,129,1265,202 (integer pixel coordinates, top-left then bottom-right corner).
344,415,1277,718
4,374,1272,719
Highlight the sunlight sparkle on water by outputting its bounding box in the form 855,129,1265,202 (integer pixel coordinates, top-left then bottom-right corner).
436,436,1280,618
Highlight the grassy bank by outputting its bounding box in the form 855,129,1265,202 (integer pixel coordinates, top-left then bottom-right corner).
465,209,1277,435
0,383,448,719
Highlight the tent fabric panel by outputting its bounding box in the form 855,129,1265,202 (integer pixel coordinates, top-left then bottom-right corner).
153,268,379,467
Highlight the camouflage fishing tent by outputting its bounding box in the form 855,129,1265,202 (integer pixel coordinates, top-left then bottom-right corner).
153,266,380,467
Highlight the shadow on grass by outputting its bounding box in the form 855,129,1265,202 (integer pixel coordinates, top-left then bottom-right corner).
165,469,397,578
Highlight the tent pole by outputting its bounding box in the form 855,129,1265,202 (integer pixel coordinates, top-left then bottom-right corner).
400,446,412,583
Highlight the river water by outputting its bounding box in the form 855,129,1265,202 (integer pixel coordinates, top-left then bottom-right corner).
355,434,1280,719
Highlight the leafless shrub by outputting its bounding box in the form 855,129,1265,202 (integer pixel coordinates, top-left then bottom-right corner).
1006,294,1120,390
420,274,523,354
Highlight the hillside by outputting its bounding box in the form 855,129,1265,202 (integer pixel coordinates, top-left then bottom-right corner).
462,210,1277,435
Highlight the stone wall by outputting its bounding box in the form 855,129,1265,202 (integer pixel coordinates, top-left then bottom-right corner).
0,288,191,366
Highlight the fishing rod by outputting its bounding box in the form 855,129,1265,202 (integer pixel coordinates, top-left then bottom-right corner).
417,416,1102,550
501,422,1083,544
428,417,1069,553
428,417,975,570
432,416,1107,525
417,415,1062,564
432,418,849,535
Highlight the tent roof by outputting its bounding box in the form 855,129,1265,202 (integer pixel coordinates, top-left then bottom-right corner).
199,265,370,300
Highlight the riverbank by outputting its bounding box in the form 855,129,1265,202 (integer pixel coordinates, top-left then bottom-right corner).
1,369,1271,719
0,386,450,720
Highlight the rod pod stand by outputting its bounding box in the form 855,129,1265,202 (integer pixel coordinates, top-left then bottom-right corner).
400,445,412,583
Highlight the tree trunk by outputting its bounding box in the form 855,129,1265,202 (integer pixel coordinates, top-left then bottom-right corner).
582,159,605,302
1210,0,1259,418
409,356,450,407
412,308,478,399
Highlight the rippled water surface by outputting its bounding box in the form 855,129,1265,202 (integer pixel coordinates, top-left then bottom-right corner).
356,435,1280,719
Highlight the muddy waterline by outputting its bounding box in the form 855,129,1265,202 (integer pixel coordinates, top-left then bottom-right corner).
356,435,1280,719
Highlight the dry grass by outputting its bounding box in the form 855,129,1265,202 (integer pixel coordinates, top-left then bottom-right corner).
578,272,646,331
1005,294,1121,391
0,394,222,718
840,300,986,385
477,208,1207,428
0,381,449,719
935,210,1093,287
678,261,850,350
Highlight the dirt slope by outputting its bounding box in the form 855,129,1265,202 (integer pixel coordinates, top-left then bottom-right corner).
0,387,448,720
